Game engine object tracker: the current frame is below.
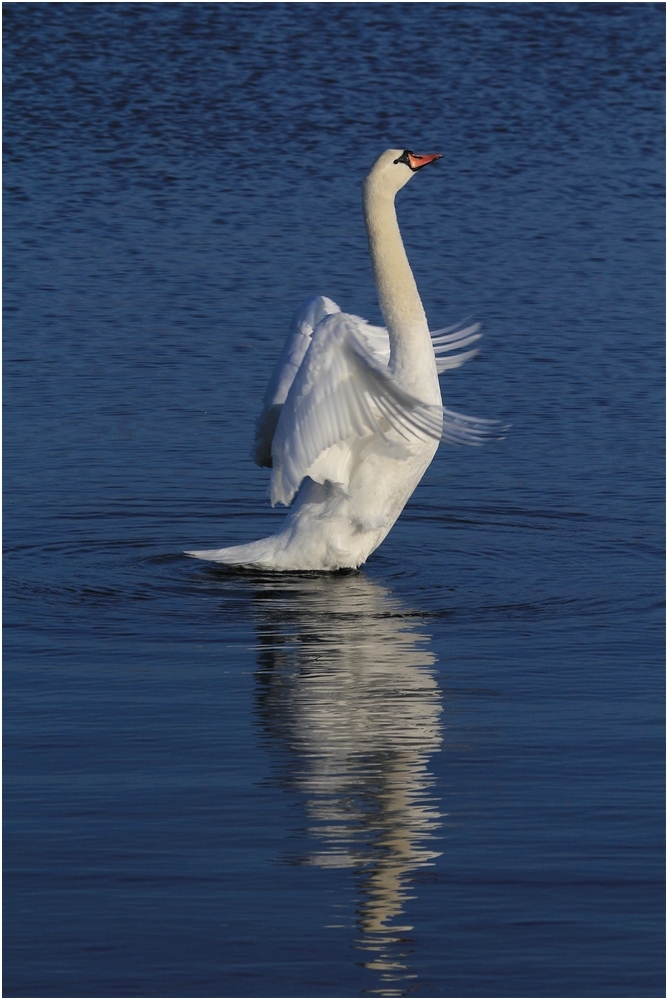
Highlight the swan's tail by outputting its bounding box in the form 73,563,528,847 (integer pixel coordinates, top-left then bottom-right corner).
185,537,280,568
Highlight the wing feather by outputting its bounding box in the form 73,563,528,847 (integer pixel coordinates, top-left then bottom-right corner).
431,320,484,372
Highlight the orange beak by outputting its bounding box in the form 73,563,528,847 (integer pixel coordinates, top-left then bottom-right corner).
407,152,442,170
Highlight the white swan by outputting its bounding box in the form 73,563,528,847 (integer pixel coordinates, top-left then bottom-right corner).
188,148,503,571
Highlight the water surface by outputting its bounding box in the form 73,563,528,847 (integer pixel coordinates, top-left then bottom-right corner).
4,3,664,997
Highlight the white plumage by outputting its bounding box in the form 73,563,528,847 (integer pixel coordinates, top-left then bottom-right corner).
188,149,504,571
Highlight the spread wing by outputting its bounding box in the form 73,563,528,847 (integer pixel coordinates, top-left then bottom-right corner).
253,295,341,467
253,300,483,468
269,312,503,506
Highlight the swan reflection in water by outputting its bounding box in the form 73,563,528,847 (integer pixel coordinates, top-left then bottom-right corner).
252,571,443,995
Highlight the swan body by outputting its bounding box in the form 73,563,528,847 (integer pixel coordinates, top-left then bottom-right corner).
188,149,502,571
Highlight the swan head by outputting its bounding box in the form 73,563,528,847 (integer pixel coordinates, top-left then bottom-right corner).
364,148,442,198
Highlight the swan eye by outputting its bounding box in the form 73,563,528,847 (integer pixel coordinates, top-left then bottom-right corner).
393,150,414,166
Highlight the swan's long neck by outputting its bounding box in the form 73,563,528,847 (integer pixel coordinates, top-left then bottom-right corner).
363,180,440,400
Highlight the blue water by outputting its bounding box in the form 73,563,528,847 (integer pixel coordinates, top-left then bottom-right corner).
4,3,664,997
